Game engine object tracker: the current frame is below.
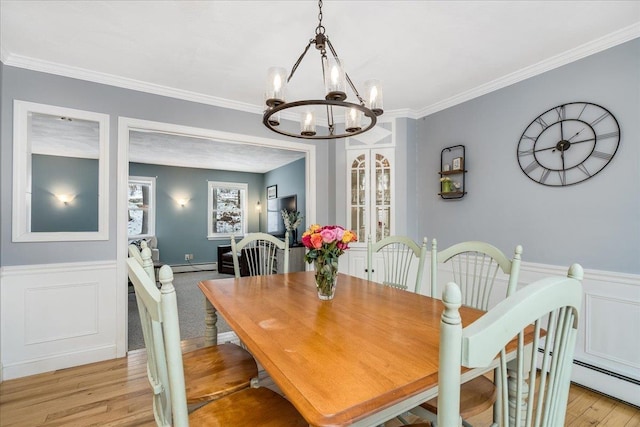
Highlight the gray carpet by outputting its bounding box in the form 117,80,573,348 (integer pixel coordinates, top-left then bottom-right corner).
128,270,235,351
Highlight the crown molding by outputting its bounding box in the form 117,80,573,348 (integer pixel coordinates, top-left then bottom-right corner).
416,23,640,118
0,46,9,64
2,23,637,122
1,52,416,124
1,52,265,116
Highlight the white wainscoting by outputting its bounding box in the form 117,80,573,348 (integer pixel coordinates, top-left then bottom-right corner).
2,255,638,406
0,261,118,380
341,248,640,406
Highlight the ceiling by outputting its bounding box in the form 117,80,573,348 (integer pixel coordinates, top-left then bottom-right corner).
2,1,639,171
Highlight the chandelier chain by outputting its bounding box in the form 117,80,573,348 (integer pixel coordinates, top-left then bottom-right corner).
316,0,325,35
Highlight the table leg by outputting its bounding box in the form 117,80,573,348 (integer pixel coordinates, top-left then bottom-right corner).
204,298,218,346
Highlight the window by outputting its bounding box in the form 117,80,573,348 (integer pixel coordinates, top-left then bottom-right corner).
128,176,156,239
208,181,248,239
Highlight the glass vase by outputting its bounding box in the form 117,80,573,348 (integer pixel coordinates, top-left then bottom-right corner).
314,258,338,300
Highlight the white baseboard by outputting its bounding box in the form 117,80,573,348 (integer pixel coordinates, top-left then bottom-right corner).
171,262,217,273
572,361,640,407
1,345,117,381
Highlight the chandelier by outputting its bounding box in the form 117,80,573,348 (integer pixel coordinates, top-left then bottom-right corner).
263,0,383,140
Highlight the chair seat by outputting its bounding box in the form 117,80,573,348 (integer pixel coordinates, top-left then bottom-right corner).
189,386,308,426
184,343,259,404
420,375,497,419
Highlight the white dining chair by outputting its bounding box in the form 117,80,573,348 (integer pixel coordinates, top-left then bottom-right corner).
230,231,289,278
127,258,307,426
432,264,583,427
419,239,523,425
367,235,428,293
129,240,155,280
429,239,523,308
127,254,260,407
128,241,144,265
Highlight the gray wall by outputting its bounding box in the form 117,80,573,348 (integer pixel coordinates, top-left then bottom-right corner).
129,162,264,266
0,63,330,266
32,155,99,232
2,39,637,273
415,38,639,274
0,62,3,257
264,158,306,238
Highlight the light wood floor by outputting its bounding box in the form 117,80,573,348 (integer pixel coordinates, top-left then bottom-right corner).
1,337,638,427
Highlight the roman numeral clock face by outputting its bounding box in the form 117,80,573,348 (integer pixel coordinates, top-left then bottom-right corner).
517,102,620,186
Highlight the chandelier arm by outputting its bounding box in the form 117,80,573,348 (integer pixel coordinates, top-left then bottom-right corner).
325,38,366,105
326,104,334,131
344,73,365,105
319,52,336,133
287,40,314,83
320,51,327,88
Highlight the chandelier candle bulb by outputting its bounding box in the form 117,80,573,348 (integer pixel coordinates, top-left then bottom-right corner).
301,111,317,136
324,57,346,101
265,67,287,107
345,107,362,133
365,79,384,115
267,109,280,126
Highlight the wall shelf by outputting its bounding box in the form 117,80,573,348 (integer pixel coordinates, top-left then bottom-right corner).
439,145,466,199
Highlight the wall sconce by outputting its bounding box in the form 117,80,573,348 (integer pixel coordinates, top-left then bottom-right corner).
56,194,74,205
256,201,261,232
177,198,189,207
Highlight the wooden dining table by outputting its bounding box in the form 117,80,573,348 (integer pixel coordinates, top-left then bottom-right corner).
199,271,487,427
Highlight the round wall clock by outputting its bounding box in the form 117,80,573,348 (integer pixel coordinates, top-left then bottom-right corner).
517,102,620,187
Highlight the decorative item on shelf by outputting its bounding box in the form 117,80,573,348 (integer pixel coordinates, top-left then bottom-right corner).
302,224,357,300
281,209,303,246
440,176,453,193
262,0,383,140
443,164,450,172
452,157,464,171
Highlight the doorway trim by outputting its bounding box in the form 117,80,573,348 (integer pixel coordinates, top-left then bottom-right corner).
116,117,317,355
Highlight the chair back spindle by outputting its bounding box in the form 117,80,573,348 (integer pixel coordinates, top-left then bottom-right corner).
231,232,289,278
367,235,428,292
431,239,523,309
